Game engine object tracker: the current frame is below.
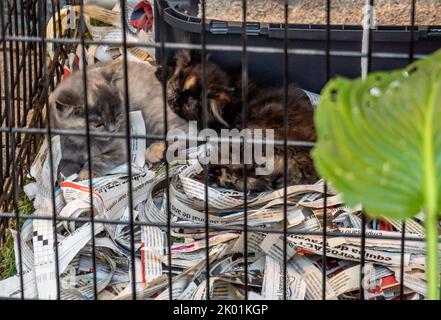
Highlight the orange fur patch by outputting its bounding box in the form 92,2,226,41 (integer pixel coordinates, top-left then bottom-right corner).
183,75,197,91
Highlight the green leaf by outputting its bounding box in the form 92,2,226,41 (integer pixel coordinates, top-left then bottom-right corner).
313,53,441,218
312,49,441,299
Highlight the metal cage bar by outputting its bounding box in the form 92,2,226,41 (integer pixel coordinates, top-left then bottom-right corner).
38,0,61,299
119,0,138,300
322,0,332,301
78,0,98,299
158,0,174,301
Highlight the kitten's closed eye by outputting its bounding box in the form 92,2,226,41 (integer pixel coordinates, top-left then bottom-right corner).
93,122,105,129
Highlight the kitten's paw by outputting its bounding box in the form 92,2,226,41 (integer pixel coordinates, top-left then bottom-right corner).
145,142,166,164
77,169,91,181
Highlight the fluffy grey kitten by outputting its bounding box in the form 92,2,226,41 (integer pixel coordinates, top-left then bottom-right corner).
49,59,187,180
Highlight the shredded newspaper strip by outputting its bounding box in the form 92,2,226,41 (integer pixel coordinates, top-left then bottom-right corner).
1,0,439,301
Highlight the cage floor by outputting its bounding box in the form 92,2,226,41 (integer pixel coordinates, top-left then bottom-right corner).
198,0,441,26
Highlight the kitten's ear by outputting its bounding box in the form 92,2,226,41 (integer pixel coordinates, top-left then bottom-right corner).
175,50,191,67
188,50,210,63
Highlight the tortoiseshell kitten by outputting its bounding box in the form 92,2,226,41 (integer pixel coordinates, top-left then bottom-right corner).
50,59,187,180
165,50,318,191
164,50,244,131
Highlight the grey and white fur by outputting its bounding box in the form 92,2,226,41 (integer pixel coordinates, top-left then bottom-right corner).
49,59,187,180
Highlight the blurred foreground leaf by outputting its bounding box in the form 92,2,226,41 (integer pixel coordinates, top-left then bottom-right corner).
313,50,441,299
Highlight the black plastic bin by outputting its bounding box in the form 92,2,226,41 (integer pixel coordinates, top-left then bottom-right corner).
154,0,441,93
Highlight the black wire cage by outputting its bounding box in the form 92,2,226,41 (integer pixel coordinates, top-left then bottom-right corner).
0,0,440,300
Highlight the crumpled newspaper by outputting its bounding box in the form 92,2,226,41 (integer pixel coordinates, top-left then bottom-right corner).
46,0,156,77
0,107,435,300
